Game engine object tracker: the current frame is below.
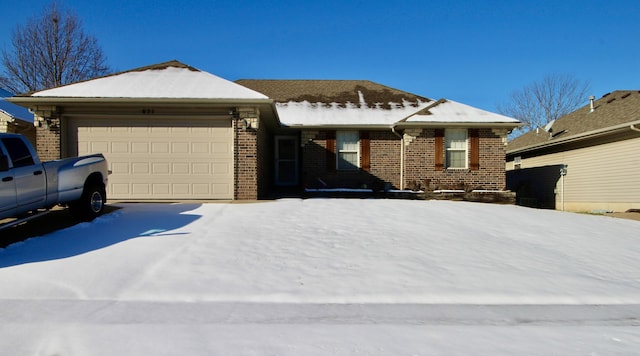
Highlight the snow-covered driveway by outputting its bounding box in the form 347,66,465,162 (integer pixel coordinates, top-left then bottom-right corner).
1,199,639,354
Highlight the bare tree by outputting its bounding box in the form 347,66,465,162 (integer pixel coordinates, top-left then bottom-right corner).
498,74,591,136
0,2,110,94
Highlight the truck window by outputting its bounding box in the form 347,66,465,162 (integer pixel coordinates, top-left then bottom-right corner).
0,137,35,168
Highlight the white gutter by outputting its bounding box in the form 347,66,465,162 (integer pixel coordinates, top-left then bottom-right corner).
282,124,393,130
7,97,275,105
395,121,521,129
631,123,640,133
391,126,404,190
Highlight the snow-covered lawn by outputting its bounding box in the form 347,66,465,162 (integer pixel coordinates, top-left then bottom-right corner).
1,199,639,355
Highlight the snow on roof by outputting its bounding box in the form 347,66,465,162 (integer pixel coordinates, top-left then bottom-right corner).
405,99,520,124
236,80,518,127
30,62,269,100
278,98,519,127
1,89,32,121
276,99,432,126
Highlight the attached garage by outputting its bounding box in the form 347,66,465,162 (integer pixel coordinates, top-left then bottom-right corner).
9,60,279,201
68,117,234,200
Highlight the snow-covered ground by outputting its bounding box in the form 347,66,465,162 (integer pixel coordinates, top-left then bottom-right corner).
1,199,639,355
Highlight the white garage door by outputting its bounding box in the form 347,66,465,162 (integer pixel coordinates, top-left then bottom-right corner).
69,118,234,200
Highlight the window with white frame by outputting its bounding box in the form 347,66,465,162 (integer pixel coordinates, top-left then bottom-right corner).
336,131,359,170
445,129,467,169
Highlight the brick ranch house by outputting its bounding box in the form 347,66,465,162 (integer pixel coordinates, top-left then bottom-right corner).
9,60,521,201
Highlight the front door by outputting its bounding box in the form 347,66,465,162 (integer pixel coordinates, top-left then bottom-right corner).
275,136,298,186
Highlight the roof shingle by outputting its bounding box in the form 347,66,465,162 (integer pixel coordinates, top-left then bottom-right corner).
507,90,640,152
235,79,430,110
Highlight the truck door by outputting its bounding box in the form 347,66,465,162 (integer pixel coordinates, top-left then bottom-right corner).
0,146,17,217
0,137,46,210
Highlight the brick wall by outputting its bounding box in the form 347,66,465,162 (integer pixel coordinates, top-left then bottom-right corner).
234,118,259,200
303,128,507,192
368,131,401,188
256,119,272,199
404,128,507,191
302,130,401,190
301,130,330,188
35,119,61,161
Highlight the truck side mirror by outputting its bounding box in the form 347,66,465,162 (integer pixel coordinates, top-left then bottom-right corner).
0,154,9,172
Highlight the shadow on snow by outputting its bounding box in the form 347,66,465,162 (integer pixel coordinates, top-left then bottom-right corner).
0,203,202,268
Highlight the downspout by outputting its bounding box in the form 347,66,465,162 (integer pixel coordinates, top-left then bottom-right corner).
391,126,404,190
561,173,565,211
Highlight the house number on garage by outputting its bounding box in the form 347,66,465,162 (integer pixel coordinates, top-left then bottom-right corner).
141,108,155,114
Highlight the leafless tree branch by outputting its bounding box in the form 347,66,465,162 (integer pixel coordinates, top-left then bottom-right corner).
0,2,110,94
498,74,591,137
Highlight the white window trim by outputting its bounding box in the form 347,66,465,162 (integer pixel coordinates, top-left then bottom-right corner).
445,128,468,169
336,131,360,170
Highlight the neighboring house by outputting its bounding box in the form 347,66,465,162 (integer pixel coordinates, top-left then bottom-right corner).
0,88,36,145
506,90,640,212
9,60,521,201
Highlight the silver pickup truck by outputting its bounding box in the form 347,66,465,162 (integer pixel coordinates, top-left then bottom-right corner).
0,133,108,229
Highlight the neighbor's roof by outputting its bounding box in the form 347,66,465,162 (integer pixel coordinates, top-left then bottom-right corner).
236,79,520,127
23,61,269,101
508,90,640,154
1,89,33,122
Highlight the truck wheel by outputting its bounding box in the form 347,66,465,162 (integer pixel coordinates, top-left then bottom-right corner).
69,184,106,221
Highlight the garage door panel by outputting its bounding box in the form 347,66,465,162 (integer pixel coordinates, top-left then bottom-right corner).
89,141,109,153
132,142,149,153
111,142,129,153
212,142,231,154
213,162,231,174
153,184,170,195
172,142,189,153
151,142,169,153
172,163,189,174
133,184,150,195
70,118,234,200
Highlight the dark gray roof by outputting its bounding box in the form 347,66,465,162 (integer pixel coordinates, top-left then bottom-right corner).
235,79,431,110
507,90,640,153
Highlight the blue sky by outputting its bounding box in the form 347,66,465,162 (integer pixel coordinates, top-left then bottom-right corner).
1,0,639,113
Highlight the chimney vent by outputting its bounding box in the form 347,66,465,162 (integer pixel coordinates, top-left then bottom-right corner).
589,95,595,112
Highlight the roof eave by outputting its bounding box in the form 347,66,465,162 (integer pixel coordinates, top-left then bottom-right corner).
7,97,273,106
282,124,393,130
394,121,522,129
281,121,522,130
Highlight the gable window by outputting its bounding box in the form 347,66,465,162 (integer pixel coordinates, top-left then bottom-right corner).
336,131,359,170
445,128,467,169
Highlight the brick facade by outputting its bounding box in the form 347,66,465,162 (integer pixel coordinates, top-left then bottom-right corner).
35,118,62,161
404,128,507,191
234,119,257,200
301,130,398,190
33,115,507,200
303,128,508,192
234,116,270,200
368,131,401,188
